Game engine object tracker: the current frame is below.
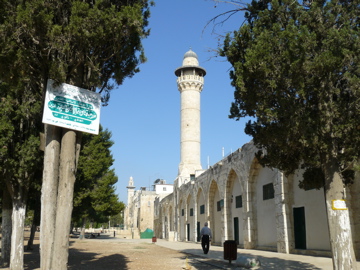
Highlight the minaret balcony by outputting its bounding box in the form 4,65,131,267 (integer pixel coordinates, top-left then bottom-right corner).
177,75,204,84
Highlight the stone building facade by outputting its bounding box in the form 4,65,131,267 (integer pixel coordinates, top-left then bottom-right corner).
154,142,360,257
124,177,173,239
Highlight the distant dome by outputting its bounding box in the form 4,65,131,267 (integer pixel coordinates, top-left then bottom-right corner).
183,49,198,59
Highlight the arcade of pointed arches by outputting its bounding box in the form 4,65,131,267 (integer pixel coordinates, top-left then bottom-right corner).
154,142,360,258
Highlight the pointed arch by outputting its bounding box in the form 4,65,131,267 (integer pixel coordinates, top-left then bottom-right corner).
178,198,186,241
248,158,278,250
186,193,195,241
225,169,244,245
161,206,167,239
244,157,262,249
209,179,221,244
169,205,174,232
196,188,205,241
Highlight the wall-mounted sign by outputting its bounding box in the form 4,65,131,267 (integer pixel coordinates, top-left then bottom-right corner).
42,79,101,135
332,199,347,210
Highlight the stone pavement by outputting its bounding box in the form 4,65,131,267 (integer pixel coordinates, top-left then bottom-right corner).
154,239,360,270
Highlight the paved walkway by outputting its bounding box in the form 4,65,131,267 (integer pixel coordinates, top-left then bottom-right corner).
153,238,360,270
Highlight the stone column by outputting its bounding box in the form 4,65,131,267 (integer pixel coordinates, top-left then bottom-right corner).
243,180,257,249
223,187,230,245
274,170,293,253
193,199,198,242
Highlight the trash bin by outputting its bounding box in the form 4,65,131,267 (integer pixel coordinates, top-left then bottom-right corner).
152,236,157,243
223,240,237,263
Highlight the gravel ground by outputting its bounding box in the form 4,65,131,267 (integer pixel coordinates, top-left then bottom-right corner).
1,232,230,270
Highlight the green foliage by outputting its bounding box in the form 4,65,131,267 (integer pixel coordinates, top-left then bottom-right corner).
25,210,35,227
0,1,149,264
73,127,124,224
221,0,360,187
0,0,153,185
0,0,151,227
0,80,43,197
109,212,124,228
300,166,354,190
0,0,153,103
0,79,43,233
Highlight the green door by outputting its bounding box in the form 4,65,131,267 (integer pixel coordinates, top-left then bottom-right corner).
293,207,306,249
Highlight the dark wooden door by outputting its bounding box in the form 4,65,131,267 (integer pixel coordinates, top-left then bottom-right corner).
197,222,200,242
187,223,190,241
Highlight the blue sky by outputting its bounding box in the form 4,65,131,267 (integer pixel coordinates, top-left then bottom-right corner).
100,0,252,203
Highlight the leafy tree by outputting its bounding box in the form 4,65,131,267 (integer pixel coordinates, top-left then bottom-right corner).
90,169,124,221
0,79,43,268
0,0,152,268
220,0,359,268
73,127,124,233
109,211,125,228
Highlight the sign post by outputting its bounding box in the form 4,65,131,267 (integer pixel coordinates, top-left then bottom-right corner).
42,79,101,134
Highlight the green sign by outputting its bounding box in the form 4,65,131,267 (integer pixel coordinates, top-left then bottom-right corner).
48,96,97,125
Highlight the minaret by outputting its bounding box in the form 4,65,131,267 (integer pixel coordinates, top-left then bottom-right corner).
175,49,206,185
126,176,135,204
125,176,135,230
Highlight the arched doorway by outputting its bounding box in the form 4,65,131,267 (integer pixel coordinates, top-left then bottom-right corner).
209,180,221,245
226,169,244,246
186,194,194,241
179,199,186,241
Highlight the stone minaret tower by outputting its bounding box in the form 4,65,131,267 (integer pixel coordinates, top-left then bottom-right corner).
125,176,135,229
126,176,135,203
175,49,206,185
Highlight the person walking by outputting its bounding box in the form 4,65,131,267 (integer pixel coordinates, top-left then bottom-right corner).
200,222,212,254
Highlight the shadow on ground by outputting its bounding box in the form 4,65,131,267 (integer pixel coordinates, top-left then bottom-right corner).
68,251,129,270
21,242,130,270
180,249,322,270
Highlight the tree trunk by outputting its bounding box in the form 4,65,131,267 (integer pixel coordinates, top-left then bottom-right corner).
50,129,78,270
9,198,27,270
1,188,12,267
40,124,61,270
324,158,357,270
27,219,37,251
27,204,40,251
348,170,360,260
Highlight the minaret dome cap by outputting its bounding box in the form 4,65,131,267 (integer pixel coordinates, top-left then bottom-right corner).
183,49,198,59
175,49,206,77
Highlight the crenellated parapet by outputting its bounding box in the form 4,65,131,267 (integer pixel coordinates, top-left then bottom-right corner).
177,80,204,92
177,74,204,84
